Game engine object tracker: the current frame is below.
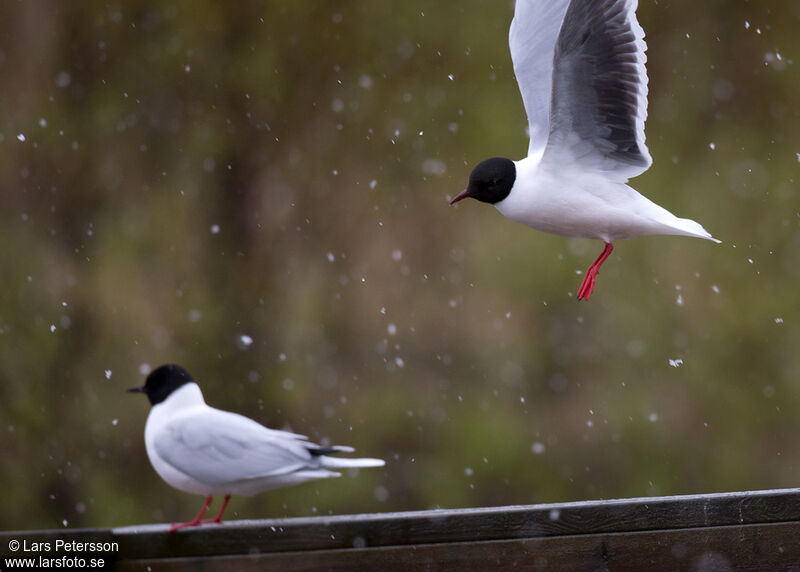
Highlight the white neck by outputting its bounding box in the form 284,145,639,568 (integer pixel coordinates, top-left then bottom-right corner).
157,382,206,412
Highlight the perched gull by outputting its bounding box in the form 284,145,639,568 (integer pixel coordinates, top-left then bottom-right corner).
128,364,385,532
450,0,719,300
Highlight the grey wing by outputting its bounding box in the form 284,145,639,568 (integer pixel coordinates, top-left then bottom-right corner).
543,0,652,180
509,0,572,160
154,409,315,487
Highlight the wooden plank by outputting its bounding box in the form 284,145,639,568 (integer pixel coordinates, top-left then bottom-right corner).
114,522,800,572
2,488,800,569
106,488,800,559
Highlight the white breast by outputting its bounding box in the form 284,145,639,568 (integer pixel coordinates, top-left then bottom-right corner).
144,384,213,496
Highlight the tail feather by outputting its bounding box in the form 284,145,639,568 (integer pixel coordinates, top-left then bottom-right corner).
673,217,721,243
319,455,385,470
307,443,384,469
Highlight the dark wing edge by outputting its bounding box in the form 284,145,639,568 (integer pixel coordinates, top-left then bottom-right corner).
545,0,652,178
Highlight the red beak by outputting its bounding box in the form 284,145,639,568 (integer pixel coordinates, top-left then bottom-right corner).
450,189,471,205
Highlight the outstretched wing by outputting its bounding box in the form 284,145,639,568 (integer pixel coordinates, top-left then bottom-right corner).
509,0,572,161
154,408,316,487
542,0,652,180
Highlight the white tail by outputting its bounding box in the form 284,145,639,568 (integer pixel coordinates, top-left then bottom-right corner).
666,216,721,243
319,454,385,470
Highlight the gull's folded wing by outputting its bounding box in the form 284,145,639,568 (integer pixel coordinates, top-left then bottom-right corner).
154,408,315,487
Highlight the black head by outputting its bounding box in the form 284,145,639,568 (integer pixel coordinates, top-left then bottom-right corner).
451,157,516,205
127,364,194,406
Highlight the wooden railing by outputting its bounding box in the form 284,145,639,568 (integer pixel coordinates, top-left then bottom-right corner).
3,488,800,570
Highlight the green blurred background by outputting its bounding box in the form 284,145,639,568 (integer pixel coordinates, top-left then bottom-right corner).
1,0,799,531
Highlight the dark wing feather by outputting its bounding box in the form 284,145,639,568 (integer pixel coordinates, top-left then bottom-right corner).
544,0,652,179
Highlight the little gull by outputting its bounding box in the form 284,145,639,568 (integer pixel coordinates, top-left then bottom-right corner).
450,0,720,300
128,364,385,532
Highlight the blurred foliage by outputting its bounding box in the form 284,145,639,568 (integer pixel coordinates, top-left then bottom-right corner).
1,0,799,531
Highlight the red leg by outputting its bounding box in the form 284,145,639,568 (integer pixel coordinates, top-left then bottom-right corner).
169,496,213,532
577,242,614,301
201,494,231,524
